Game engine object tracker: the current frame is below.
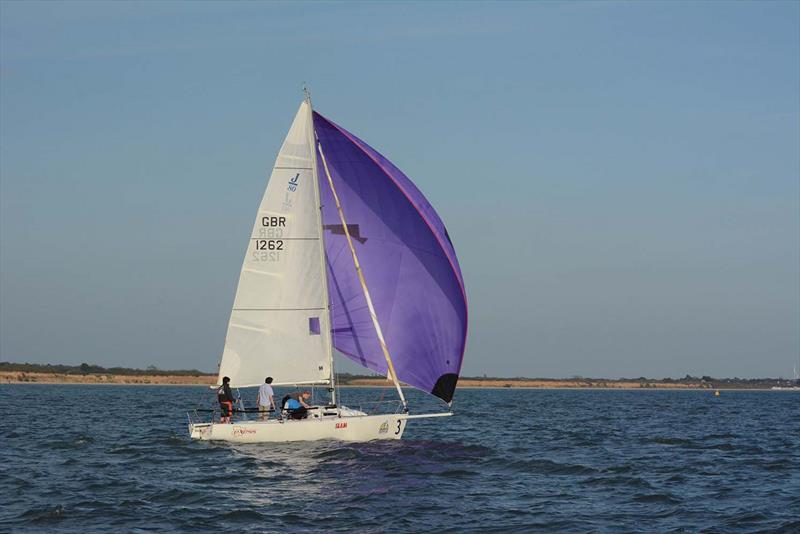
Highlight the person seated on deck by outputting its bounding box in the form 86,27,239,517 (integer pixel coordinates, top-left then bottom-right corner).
283,391,312,420
217,376,235,423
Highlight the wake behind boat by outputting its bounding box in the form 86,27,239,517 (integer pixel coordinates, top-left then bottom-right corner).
188,90,468,442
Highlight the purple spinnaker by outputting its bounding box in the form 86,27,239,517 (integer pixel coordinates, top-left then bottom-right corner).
314,111,467,403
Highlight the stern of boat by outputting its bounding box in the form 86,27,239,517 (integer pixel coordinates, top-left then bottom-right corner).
189,422,213,440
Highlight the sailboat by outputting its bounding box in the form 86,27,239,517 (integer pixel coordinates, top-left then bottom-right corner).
188,91,468,442
771,359,800,391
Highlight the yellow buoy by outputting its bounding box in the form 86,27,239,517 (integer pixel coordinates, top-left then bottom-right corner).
714,390,720,397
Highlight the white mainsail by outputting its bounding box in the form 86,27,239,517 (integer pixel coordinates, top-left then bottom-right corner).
216,102,331,387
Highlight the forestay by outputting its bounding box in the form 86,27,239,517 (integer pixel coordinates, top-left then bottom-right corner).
217,102,331,387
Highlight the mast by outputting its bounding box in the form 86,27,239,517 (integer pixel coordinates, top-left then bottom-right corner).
316,140,409,411
305,86,337,406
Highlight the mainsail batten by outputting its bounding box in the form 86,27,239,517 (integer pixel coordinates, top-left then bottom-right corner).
313,112,468,403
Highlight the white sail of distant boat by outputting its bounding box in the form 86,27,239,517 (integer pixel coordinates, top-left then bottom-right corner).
188,91,468,442
770,355,800,391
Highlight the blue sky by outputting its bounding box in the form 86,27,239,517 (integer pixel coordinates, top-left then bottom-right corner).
1,1,798,378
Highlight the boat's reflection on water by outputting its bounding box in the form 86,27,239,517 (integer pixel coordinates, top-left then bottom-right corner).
215,434,488,509
218,439,415,505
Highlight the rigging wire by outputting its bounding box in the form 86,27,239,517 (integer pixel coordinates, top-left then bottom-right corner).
368,385,388,415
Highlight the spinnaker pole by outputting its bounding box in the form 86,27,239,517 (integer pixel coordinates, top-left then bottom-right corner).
316,140,408,411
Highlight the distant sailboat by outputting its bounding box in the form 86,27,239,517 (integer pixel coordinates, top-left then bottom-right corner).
771,359,800,391
189,91,468,442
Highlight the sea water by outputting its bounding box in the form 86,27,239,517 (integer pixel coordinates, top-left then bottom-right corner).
0,385,797,532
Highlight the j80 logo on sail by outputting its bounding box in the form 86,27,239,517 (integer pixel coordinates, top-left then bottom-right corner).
287,173,300,192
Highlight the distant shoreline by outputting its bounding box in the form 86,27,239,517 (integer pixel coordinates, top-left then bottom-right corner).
0,371,215,386
0,371,792,390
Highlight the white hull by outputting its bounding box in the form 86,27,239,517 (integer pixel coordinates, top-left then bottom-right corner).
190,411,407,443
189,407,453,443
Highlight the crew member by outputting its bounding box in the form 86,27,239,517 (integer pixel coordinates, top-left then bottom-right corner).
283,390,312,420
257,377,275,421
217,376,235,423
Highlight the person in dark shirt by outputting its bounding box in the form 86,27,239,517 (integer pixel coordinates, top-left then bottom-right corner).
217,376,235,423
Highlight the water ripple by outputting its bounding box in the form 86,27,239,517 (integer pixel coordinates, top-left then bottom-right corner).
0,386,797,532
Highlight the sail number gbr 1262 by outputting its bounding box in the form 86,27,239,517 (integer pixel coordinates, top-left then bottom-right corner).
253,215,286,262
257,216,285,249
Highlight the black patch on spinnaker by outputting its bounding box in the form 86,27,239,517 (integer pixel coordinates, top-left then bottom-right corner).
323,224,367,244
431,374,459,403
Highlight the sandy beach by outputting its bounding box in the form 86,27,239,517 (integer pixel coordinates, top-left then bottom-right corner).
2,371,722,389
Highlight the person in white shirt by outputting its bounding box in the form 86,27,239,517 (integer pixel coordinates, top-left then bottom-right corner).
257,377,275,420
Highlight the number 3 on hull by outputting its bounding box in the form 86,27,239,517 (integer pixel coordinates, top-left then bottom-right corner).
189,91,468,443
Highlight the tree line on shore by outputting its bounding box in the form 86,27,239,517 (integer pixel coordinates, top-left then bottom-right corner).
0,361,208,377
1,361,792,388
